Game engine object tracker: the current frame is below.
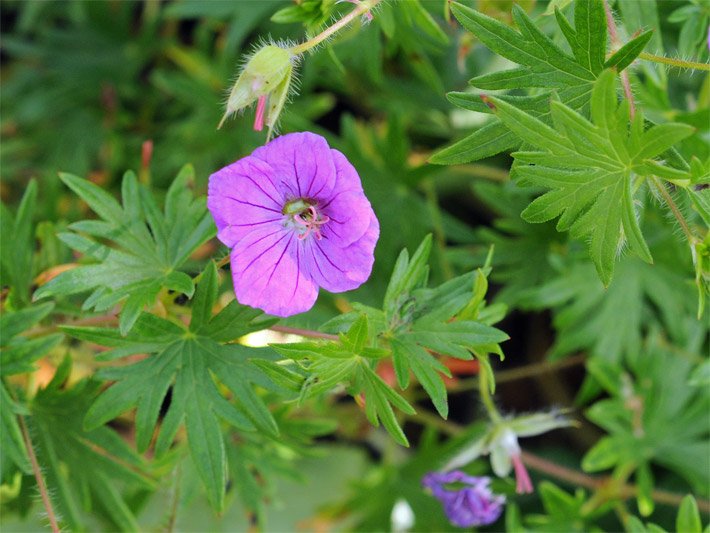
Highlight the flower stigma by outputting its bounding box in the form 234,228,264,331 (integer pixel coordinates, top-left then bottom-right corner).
282,198,330,241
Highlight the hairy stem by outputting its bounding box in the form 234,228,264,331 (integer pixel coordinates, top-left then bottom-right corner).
19,416,60,533
639,52,710,72
270,325,339,340
604,0,636,118
653,177,696,244
289,0,380,56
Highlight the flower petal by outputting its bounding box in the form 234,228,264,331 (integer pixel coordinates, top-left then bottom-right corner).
251,132,336,200
321,190,373,247
330,148,365,193
303,213,379,293
208,155,286,246
231,225,318,317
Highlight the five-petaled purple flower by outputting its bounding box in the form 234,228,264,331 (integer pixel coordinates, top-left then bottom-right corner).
208,132,379,317
422,471,505,528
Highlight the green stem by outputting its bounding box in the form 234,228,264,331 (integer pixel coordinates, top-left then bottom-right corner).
639,52,710,72
18,415,60,533
478,365,502,423
652,177,696,245
289,0,380,56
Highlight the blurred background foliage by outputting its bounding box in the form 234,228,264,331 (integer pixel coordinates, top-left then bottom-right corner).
1,0,708,531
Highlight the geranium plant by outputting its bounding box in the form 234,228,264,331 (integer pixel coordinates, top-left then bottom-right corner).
1,0,708,531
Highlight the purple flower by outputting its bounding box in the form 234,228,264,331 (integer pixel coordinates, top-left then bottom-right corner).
208,132,379,317
422,471,505,528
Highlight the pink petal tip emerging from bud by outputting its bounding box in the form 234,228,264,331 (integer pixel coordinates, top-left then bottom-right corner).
253,95,267,132
512,454,534,494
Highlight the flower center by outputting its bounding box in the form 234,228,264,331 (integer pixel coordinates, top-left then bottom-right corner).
283,198,329,241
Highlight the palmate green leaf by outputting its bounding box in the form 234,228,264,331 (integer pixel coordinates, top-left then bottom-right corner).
62,263,280,511
379,236,508,418
584,340,710,496
432,0,654,164
29,356,154,531
485,70,694,284
34,165,215,334
271,316,413,446
534,256,699,364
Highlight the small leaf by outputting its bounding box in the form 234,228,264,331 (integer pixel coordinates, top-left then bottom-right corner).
582,436,621,471
0,302,54,342
344,314,369,354
59,172,124,225
358,363,414,447
0,383,31,473
604,30,653,71
0,180,37,306
391,338,449,418
621,178,653,264
190,261,218,332
1,334,63,376
676,495,702,533
636,462,654,516
383,235,432,323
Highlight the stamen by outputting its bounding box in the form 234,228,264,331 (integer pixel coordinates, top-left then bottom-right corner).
290,204,329,241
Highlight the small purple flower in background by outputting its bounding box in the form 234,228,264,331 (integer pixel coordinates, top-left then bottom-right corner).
208,132,379,317
422,471,505,528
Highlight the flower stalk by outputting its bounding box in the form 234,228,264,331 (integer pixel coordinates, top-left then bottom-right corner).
289,0,380,56
638,52,710,72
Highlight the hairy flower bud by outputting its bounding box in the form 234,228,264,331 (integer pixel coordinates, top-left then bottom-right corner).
218,44,294,138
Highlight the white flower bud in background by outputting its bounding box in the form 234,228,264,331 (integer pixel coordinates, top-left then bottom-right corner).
391,498,415,533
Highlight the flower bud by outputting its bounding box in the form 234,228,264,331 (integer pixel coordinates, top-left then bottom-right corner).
218,44,294,138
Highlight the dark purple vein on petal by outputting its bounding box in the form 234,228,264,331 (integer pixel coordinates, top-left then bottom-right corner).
306,158,320,197
224,196,281,213
228,218,282,228
292,156,302,197
290,242,301,303
266,234,295,288
239,231,289,275
309,243,332,284
314,241,346,273
244,174,282,208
